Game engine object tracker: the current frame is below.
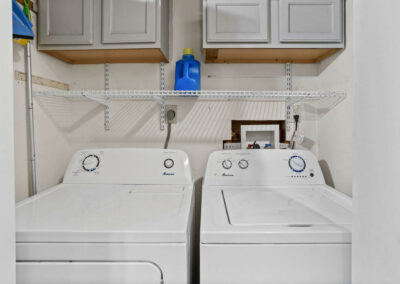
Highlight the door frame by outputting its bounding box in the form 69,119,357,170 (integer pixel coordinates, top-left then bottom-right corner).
0,1,16,283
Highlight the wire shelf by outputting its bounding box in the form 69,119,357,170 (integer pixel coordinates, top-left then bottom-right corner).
34,89,345,100
33,90,346,131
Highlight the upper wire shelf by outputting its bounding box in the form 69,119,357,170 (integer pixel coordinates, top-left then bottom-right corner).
34,89,345,104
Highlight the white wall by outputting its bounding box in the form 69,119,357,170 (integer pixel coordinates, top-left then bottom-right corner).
353,1,400,283
0,0,16,283
13,11,73,202
14,0,353,200
316,0,353,195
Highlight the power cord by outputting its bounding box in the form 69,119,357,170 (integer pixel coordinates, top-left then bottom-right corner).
290,114,300,149
164,109,176,149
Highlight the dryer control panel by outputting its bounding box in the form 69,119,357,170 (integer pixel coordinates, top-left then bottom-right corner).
204,150,325,186
63,148,192,185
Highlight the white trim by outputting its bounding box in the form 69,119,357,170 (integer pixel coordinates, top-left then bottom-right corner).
0,1,16,283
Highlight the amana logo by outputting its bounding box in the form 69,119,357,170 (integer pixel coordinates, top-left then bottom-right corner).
163,172,175,176
222,173,234,177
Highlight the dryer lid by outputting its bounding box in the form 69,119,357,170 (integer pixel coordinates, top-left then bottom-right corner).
16,184,193,243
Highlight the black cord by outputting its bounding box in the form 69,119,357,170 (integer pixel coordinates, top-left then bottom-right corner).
164,109,176,149
294,115,300,131
291,115,300,149
164,122,172,149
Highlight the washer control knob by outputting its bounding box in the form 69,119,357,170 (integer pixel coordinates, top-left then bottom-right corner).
222,160,232,170
164,158,174,169
238,159,249,169
82,154,100,172
289,155,306,173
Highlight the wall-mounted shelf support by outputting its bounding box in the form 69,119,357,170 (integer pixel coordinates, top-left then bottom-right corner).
81,91,110,107
104,63,111,131
26,42,37,197
160,62,166,131
285,63,292,133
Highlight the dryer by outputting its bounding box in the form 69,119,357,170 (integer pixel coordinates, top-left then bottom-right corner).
201,149,352,284
16,148,194,284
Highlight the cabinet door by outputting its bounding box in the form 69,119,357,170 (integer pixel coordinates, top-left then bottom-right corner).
102,0,156,44
279,0,343,43
206,0,270,43
39,0,93,45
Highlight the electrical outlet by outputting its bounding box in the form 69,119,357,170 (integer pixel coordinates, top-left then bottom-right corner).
165,105,177,124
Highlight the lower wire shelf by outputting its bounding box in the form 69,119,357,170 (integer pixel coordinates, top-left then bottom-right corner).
33,90,346,131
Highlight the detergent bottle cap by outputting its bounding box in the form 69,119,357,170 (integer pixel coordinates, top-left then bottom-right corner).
183,48,194,56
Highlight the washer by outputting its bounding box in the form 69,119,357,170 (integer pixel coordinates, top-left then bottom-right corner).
16,148,194,284
201,149,352,284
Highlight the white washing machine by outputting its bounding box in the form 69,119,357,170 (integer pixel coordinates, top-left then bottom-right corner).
201,150,352,284
16,148,194,284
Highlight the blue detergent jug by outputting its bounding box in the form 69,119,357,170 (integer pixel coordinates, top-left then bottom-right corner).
174,48,201,91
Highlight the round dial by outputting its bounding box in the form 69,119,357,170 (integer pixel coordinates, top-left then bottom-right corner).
164,158,174,169
82,154,100,172
289,155,306,173
222,160,232,170
238,159,249,169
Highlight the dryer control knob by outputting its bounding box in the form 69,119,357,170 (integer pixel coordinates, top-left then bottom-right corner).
222,160,232,170
238,159,249,169
164,158,174,169
82,154,100,172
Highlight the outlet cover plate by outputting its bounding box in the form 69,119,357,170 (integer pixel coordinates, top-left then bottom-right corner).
165,105,177,124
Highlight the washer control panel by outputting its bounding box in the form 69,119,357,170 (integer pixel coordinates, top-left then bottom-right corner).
204,150,325,186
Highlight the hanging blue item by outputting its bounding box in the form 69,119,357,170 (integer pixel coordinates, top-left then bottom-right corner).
12,0,34,40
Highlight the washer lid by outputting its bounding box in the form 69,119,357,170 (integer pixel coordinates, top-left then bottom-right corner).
223,188,351,227
16,184,193,243
201,186,352,244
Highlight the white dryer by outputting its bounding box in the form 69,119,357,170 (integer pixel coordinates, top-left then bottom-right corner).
16,148,194,284
201,150,352,284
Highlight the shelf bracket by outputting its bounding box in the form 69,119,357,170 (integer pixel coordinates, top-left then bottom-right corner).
82,92,109,107
285,63,292,132
104,63,111,131
81,91,110,127
160,62,166,131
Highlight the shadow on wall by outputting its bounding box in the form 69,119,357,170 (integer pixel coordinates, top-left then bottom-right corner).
33,97,289,144
298,136,316,150
192,177,203,284
318,49,344,75
319,160,335,188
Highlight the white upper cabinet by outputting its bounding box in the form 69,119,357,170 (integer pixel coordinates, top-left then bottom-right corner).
102,0,157,44
206,0,270,43
279,0,343,43
39,0,94,45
